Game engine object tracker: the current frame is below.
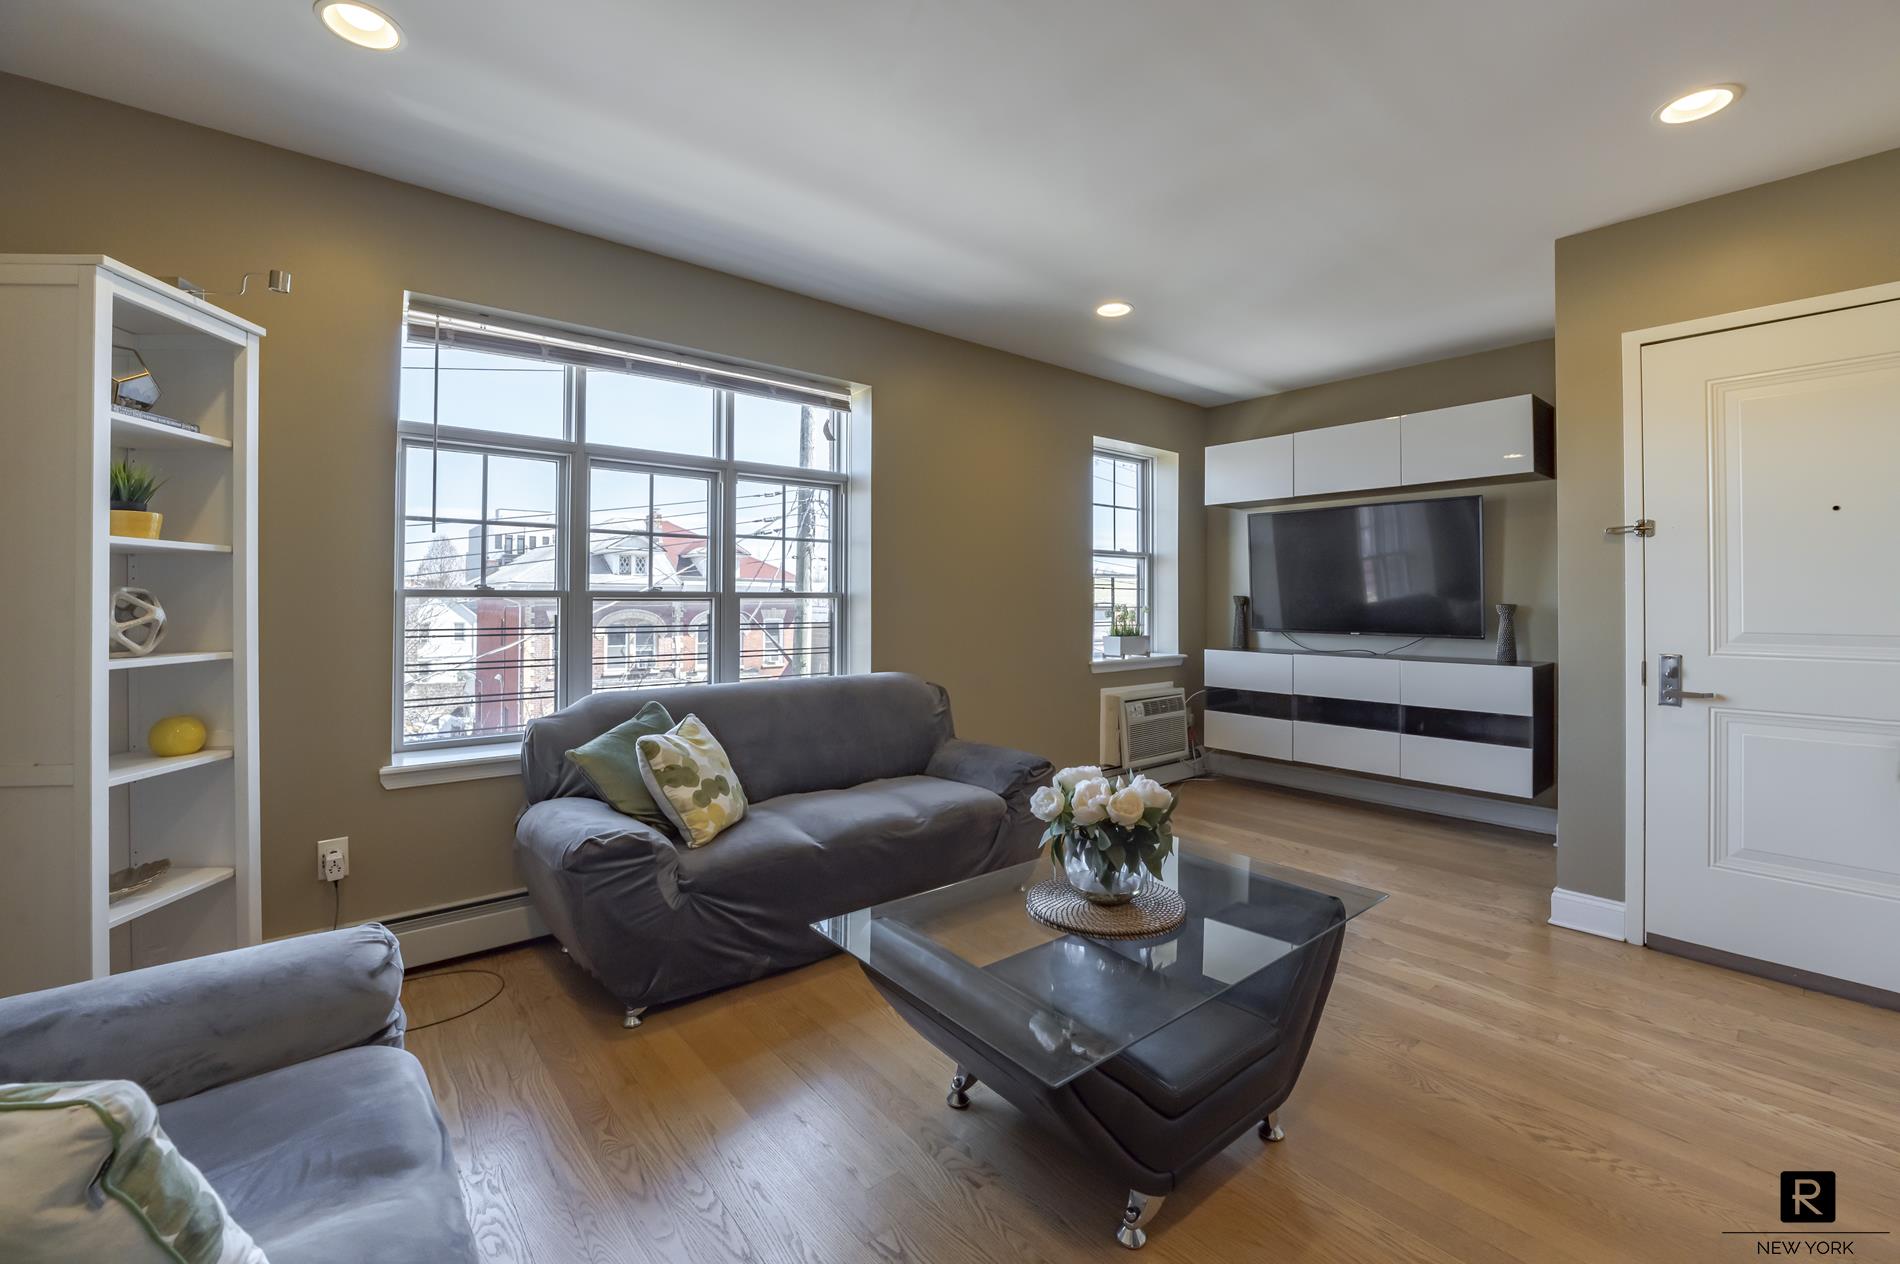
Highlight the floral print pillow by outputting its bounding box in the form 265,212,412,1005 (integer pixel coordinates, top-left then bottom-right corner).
634,714,749,846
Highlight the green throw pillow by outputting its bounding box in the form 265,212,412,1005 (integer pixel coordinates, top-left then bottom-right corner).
565,700,677,828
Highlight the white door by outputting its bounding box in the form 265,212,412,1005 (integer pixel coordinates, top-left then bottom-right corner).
1644,298,1900,994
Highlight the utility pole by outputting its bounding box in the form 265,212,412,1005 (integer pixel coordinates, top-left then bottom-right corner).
792,406,818,673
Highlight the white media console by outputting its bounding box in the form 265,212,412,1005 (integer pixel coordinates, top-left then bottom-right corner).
1203,648,1554,799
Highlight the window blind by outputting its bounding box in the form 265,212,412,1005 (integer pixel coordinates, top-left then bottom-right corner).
404,302,852,412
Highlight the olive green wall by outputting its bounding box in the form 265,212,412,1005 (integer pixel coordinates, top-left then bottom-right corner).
1203,339,1558,663
1554,146,1900,901
0,75,1204,936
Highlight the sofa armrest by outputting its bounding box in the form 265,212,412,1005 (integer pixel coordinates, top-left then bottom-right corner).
0,924,406,1104
927,738,1053,805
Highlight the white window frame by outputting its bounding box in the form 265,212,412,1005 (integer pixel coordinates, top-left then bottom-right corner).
1091,446,1153,658
391,311,851,758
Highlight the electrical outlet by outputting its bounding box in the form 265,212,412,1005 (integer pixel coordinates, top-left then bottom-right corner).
317,837,350,882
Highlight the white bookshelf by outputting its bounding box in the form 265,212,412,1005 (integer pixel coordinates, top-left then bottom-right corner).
0,255,262,996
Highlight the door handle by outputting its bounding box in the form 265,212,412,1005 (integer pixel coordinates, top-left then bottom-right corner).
1657,653,1720,707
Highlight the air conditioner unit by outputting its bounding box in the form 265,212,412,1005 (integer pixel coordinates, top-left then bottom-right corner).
1099,683,1190,772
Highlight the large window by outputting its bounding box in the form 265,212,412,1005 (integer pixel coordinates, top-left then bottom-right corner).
1091,448,1151,658
395,303,850,751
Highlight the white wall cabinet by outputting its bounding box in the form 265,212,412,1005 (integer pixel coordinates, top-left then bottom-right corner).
1291,417,1401,497
1203,433,1292,505
1205,394,1552,506
1400,395,1546,486
0,256,262,997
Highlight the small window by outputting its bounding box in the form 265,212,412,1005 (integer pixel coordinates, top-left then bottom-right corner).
1091,449,1150,657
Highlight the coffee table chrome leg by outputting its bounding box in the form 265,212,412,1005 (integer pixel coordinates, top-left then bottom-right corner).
1115,1190,1164,1250
1259,1111,1285,1142
946,1065,977,1109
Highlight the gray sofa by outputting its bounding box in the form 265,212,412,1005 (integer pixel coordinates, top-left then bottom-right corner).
0,926,477,1263
517,672,1052,1018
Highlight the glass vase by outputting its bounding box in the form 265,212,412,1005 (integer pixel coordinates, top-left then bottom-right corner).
1062,843,1149,906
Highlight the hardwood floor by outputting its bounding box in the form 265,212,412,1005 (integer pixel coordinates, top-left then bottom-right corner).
402,780,1900,1262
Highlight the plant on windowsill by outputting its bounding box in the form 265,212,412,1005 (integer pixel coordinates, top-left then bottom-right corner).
109,458,167,539
1101,604,1150,659
1029,766,1176,905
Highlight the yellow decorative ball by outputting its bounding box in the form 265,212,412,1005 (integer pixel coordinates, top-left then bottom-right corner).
148,715,208,757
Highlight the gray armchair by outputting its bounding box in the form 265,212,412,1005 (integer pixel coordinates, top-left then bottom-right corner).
0,926,477,1263
516,672,1052,1022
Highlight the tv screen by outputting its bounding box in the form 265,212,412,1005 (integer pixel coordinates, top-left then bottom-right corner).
1248,495,1484,638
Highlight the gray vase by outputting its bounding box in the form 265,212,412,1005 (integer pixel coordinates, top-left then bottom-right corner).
1231,595,1251,649
1495,603,1518,664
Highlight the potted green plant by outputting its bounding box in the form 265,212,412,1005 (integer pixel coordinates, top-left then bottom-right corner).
1029,766,1177,904
1101,604,1150,658
109,458,166,539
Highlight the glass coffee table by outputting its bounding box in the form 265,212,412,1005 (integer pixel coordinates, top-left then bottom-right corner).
816,838,1384,1249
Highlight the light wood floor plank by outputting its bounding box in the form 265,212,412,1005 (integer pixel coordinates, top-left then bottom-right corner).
403,779,1900,1261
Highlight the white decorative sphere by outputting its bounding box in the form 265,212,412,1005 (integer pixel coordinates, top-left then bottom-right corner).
110,587,167,657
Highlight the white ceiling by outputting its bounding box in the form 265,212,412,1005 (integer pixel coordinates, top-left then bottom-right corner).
7,1,1900,404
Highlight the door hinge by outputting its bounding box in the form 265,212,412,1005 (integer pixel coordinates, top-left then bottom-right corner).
1605,519,1655,538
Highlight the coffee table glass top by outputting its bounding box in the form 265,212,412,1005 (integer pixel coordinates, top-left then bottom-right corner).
814,839,1385,1088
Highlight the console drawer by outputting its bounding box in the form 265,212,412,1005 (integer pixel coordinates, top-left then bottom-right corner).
1293,722,1401,776
1204,711,1292,760
1204,649,1292,694
1400,735,1533,797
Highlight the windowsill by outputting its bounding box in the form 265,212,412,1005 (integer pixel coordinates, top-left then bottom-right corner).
379,741,522,790
1090,653,1186,675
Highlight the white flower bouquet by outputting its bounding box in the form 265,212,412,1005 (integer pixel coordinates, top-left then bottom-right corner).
1029,765,1177,890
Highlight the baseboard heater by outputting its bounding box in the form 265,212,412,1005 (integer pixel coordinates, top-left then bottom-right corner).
381,890,548,969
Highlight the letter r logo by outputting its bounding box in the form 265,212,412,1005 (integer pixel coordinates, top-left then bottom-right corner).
1779,1171,1836,1223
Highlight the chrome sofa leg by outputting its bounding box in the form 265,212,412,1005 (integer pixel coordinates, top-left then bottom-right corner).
1259,1111,1285,1142
623,1006,647,1029
1115,1190,1164,1250
946,1065,978,1109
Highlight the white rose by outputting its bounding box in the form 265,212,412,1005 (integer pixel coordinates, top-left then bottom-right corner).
1070,777,1111,825
1106,785,1145,827
1132,776,1172,811
1029,784,1066,822
1053,765,1102,793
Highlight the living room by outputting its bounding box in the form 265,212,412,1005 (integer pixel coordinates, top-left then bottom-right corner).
2,3,1898,1260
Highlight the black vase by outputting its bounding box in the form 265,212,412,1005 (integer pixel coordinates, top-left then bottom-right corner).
1495,603,1518,664
1231,595,1250,649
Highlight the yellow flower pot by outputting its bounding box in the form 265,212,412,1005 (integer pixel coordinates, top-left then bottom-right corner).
148,715,208,757
110,509,163,539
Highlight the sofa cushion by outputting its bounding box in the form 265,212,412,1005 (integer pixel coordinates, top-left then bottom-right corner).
675,776,1005,919
522,673,955,805
159,1045,475,1264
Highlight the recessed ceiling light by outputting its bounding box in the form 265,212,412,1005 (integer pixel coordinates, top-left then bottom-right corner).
1657,84,1740,125
1095,301,1133,318
316,1,403,50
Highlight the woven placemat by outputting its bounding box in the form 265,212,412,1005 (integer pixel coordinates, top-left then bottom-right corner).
1024,878,1186,940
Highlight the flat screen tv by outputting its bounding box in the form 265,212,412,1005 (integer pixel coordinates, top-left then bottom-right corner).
1248,495,1484,638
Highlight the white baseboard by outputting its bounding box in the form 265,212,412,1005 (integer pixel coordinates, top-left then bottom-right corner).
382,891,548,968
1206,752,1557,835
1548,887,1627,941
